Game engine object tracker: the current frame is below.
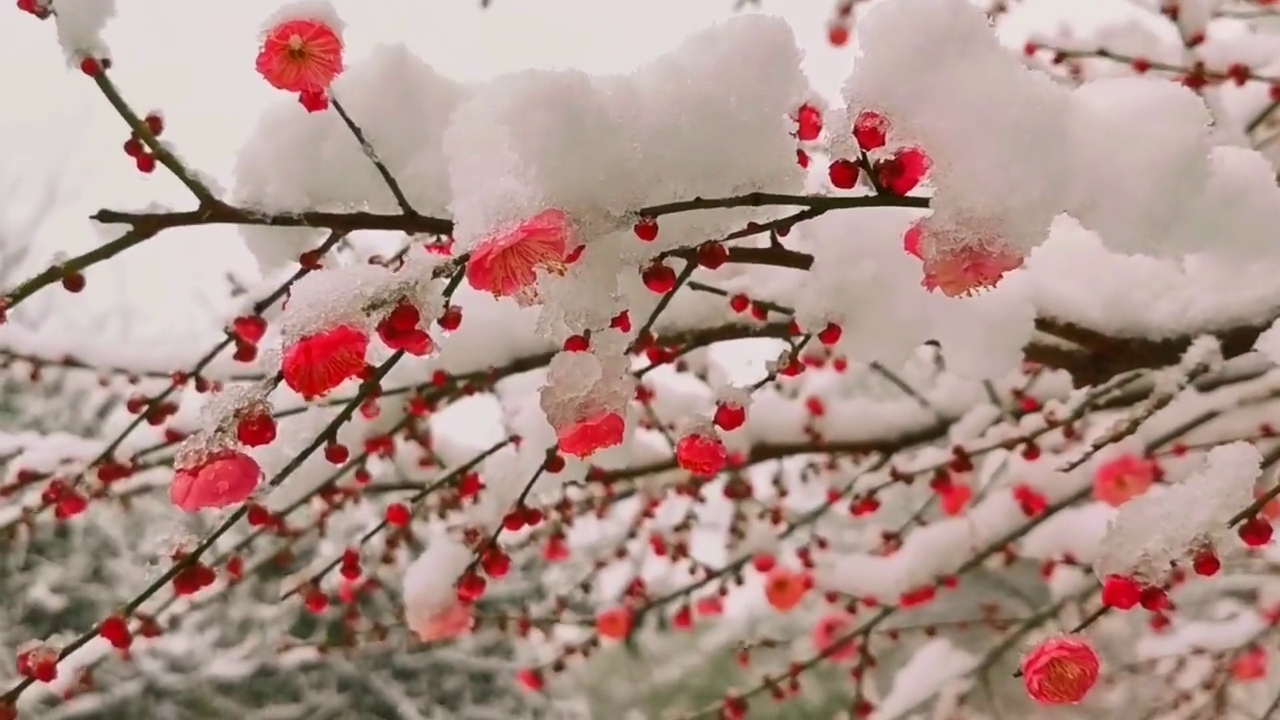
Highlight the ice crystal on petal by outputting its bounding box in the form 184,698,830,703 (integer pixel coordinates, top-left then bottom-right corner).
913,213,1026,297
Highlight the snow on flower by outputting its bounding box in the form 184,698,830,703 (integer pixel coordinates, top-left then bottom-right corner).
539,345,634,459
789,209,1034,379
169,451,262,513
465,208,576,303
444,14,809,258
50,0,116,67
557,412,626,459
408,600,474,643
844,0,1073,254
402,535,474,642
1095,442,1262,581
1021,636,1101,705
910,214,1027,298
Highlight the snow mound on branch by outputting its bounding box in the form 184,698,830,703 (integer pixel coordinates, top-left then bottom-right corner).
1065,77,1214,258
443,13,809,251
401,534,471,623
275,247,445,344
234,44,466,273
849,0,1280,270
1095,442,1262,581
51,0,116,66
1065,79,1280,265
813,459,1088,600
1026,216,1280,338
1174,146,1280,263
785,209,1035,379
844,0,1073,253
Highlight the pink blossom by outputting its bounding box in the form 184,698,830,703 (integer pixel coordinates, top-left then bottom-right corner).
1022,636,1100,705
1232,647,1268,682
407,601,474,643
674,432,728,477
695,596,724,617
940,482,973,516
282,325,370,400
1093,455,1158,507
255,19,344,94
466,209,575,300
596,607,634,641
908,218,1025,297
812,613,858,661
557,411,626,458
764,567,809,612
875,146,931,195
170,451,262,513
903,223,923,258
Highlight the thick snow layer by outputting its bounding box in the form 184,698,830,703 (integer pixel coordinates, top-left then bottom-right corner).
401,534,472,620
444,14,809,251
51,0,116,65
1065,78,1214,258
845,0,1074,252
1095,442,1262,580
234,44,466,274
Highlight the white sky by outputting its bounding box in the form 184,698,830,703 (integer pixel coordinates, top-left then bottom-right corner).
0,0,1114,338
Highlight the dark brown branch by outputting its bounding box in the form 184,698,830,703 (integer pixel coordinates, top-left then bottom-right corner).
93,203,453,236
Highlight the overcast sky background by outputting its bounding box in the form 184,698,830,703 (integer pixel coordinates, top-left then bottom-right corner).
0,0,1118,341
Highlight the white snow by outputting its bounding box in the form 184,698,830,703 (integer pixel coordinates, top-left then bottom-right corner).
50,0,116,65
1096,442,1262,580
